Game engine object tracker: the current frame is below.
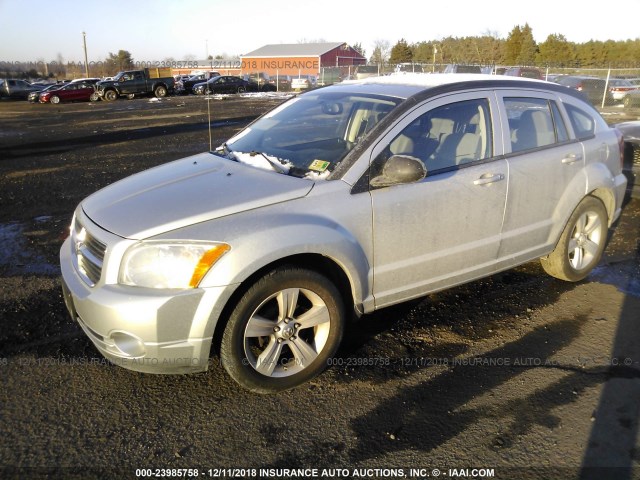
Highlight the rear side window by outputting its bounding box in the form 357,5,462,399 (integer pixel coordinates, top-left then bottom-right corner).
565,104,595,139
505,98,567,153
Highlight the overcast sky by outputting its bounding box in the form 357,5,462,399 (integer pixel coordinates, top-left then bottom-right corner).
1,0,639,63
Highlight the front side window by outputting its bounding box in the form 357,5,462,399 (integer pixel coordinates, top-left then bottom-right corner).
505,97,562,153
371,98,493,181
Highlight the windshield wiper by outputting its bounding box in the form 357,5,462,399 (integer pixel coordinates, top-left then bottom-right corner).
249,151,290,174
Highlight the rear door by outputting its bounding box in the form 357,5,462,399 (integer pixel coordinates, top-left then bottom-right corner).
495,91,586,264
369,91,509,308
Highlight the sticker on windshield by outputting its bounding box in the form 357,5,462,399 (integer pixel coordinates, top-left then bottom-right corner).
309,160,330,172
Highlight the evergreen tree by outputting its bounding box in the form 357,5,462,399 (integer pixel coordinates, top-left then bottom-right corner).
105,50,134,73
352,42,366,59
504,26,523,64
389,38,413,64
537,34,575,66
516,24,538,65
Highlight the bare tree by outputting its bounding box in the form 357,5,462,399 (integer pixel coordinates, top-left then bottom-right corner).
370,39,391,67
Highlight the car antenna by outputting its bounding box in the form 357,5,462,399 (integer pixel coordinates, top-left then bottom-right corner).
207,94,213,151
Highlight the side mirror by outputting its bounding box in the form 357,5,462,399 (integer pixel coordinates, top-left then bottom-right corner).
370,155,426,188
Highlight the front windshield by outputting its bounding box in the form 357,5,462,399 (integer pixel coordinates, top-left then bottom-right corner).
216,90,401,179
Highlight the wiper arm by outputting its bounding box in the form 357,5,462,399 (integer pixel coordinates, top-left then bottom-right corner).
213,142,239,161
249,151,289,174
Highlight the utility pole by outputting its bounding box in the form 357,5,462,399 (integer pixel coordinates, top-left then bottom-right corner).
82,31,89,77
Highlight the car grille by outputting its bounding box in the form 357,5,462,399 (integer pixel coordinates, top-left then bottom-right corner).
73,216,106,286
634,145,640,167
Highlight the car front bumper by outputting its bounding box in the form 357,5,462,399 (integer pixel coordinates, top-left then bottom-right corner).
60,234,234,374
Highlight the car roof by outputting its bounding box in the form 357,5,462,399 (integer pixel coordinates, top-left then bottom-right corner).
330,73,569,99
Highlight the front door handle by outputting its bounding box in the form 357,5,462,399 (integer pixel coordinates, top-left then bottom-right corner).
474,173,505,186
562,153,583,164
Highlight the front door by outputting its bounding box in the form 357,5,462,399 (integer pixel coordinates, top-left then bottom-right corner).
369,93,508,308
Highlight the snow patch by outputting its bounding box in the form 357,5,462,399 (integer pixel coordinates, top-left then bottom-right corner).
231,151,293,174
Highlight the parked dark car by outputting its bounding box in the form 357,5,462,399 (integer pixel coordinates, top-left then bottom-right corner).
443,64,482,74
180,72,220,94
554,75,614,106
193,75,260,95
246,72,270,88
504,67,543,80
39,81,99,104
0,79,45,99
267,75,292,90
622,89,640,108
614,121,640,199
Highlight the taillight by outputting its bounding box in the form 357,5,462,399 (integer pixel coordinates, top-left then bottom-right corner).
614,128,625,170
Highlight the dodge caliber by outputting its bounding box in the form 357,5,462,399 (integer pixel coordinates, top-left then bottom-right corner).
60,74,627,393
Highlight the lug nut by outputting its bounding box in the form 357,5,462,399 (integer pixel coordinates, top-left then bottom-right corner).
277,338,284,343
294,323,301,329
273,326,281,332
291,336,297,341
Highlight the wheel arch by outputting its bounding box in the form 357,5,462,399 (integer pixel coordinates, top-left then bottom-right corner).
587,187,616,226
210,253,357,357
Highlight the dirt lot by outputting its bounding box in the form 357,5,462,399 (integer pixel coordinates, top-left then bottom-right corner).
1,94,639,480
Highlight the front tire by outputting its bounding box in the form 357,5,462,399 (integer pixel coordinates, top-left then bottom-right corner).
50,95,60,104
220,267,345,393
541,196,608,281
103,90,118,102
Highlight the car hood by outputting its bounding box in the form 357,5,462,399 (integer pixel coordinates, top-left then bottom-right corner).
81,152,314,240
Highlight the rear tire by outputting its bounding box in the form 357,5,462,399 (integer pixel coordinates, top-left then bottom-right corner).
154,85,167,98
220,267,345,393
540,196,608,281
624,96,632,109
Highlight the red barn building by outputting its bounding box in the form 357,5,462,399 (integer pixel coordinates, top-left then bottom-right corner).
241,42,366,78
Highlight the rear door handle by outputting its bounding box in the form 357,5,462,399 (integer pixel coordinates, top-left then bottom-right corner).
473,173,505,186
562,153,583,164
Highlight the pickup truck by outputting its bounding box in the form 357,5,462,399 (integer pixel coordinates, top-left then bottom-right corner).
96,68,174,101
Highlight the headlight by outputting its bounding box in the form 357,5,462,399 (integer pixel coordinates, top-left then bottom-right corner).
119,241,230,289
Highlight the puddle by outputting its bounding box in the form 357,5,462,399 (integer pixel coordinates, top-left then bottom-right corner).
0,222,59,275
590,261,640,298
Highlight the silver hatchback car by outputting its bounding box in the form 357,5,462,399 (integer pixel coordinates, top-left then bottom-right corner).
60,74,627,393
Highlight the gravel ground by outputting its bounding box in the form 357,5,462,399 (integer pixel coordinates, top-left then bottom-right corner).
0,94,639,480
